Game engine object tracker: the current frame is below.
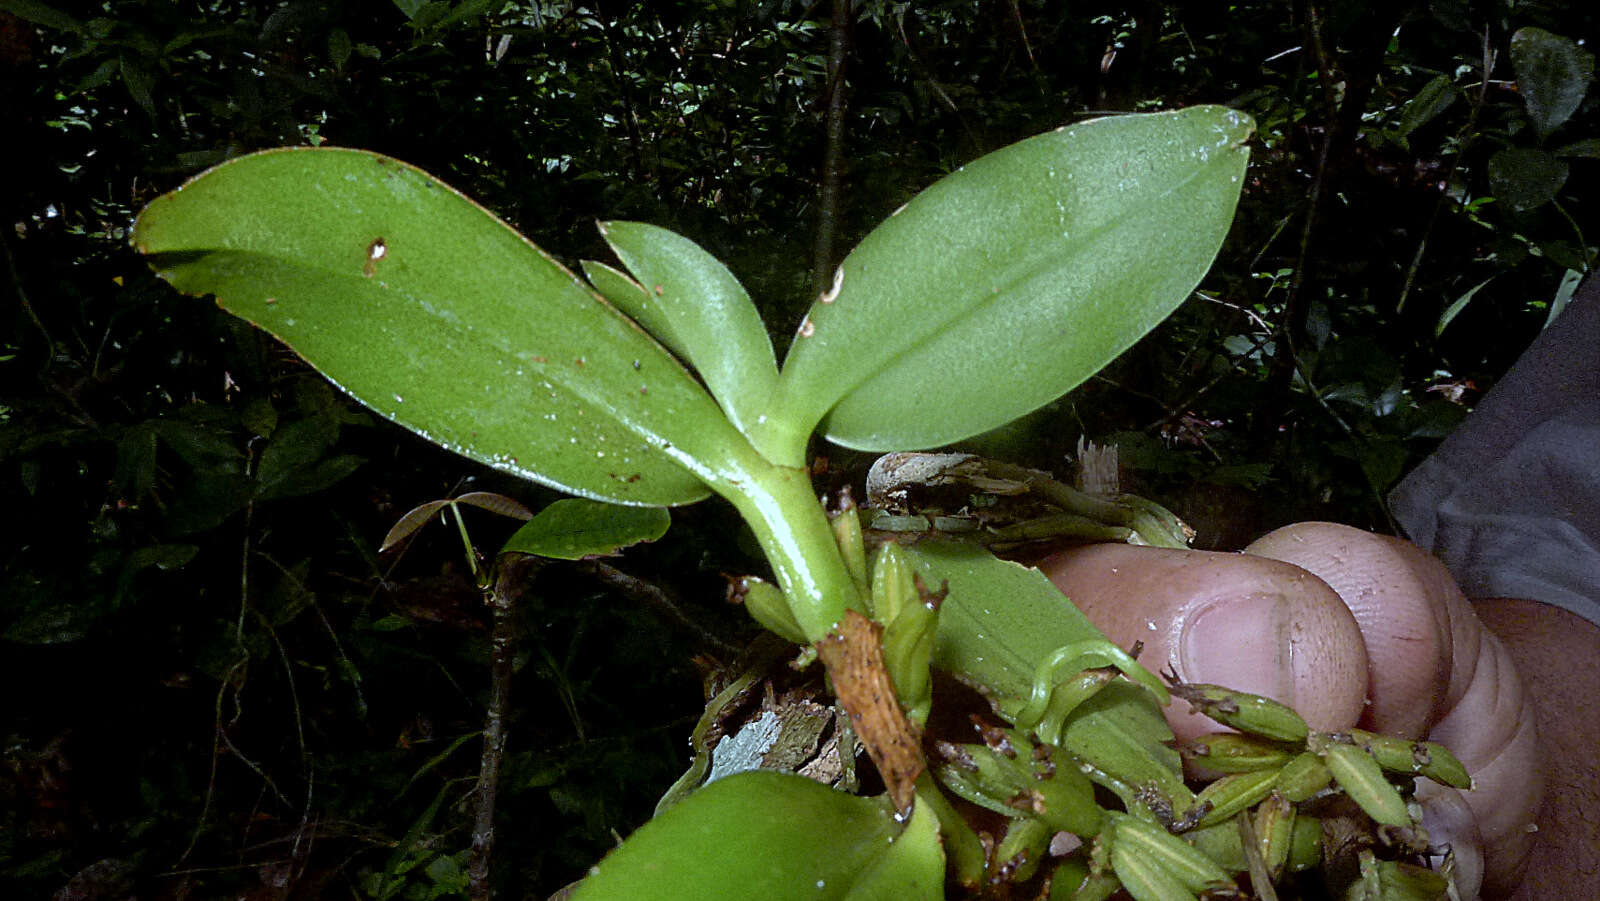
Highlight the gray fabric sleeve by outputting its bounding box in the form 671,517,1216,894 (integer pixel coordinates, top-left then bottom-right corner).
1389,272,1600,624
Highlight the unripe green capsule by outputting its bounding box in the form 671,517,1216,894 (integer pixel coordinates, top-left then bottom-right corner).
1109,812,1234,893
996,816,1053,884
1272,751,1333,802
880,577,940,723
1057,869,1121,901
1194,769,1279,828
1287,814,1321,873
1311,734,1412,828
1370,856,1451,899
829,499,869,594
1251,792,1295,881
1179,732,1296,774
1055,841,1120,901
1347,728,1472,790
868,542,918,625
1109,837,1203,901
934,736,1104,837
1162,670,1308,743
729,576,806,644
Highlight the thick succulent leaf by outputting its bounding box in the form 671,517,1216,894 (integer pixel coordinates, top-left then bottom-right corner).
499,497,670,560
596,221,779,435
772,106,1253,451
134,148,744,506
901,541,1118,703
1511,27,1594,140
839,788,944,900
570,771,916,901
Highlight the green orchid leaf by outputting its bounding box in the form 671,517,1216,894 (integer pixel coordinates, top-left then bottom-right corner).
580,258,651,312
839,787,945,900
500,497,670,560
900,541,1122,702
769,106,1253,452
134,147,751,507
1510,27,1594,141
570,771,925,901
595,221,779,436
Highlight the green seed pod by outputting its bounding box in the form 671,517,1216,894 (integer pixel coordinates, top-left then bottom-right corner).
1286,814,1321,873
729,576,806,644
1109,812,1234,893
1179,732,1296,774
1164,673,1308,743
880,576,940,724
1272,751,1333,802
1371,856,1451,899
1058,868,1121,901
934,737,1104,838
868,541,918,624
1184,821,1245,873
1347,728,1472,790
996,816,1053,884
1109,837,1203,901
1194,770,1279,829
1056,839,1121,901
1251,792,1295,881
1312,734,1412,828
829,498,869,594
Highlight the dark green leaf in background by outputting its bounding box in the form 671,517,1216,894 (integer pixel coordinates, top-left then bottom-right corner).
1510,27,1594,140
1487,147,1569,211
1395,74,1458,143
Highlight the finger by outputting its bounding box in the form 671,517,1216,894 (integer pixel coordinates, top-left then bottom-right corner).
1244,522,1540,895
1036,543,1369,743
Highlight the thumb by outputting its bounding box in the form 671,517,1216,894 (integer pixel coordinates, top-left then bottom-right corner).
1037,543,1369,743
1244,522,1540,896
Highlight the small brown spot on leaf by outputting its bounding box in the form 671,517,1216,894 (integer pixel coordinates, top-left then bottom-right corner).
574,357,585,368
532,355,547,363
653,284,664,296
798,317,816,338
363,237,387,277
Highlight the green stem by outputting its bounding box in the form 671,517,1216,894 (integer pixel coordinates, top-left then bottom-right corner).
711,449,863,643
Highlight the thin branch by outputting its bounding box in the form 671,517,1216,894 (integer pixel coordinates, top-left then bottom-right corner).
810,0,854,293
582,560,738,655
1397,26,1496,312
468,556,537,901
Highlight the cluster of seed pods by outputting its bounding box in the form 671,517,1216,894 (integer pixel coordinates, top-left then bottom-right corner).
925,662,1471,900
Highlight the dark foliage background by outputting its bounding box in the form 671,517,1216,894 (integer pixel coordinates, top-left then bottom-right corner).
2,0,1594,898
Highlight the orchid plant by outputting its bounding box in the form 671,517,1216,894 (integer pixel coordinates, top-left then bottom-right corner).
133,107,1467,900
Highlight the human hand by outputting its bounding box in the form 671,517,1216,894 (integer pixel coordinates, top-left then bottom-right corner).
1038,522,1542,899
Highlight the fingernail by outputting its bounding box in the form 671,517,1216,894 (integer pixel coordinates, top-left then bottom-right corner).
1178,592,1294,705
